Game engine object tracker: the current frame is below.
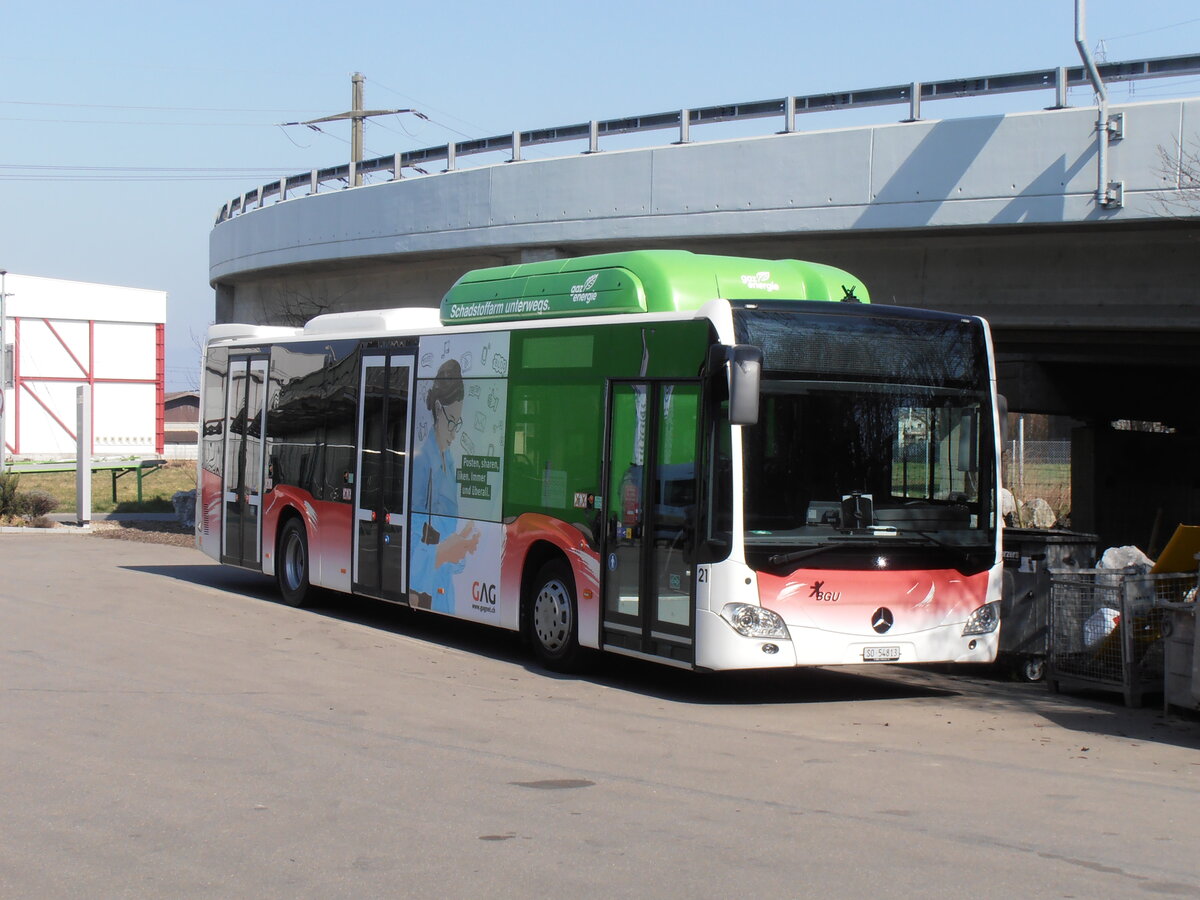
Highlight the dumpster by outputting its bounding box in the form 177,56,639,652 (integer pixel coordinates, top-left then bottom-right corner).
1048,569,1192,707
1000,529,1097,681
1160,597,1200,714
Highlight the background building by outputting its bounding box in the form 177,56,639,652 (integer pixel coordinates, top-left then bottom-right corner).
2,274,167,460
163,390,199,459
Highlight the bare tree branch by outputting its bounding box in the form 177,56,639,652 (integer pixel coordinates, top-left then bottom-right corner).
1154,136,1200,218
266,280,356,327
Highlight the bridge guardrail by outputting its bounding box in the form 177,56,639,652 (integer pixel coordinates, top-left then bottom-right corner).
215,53,1200,226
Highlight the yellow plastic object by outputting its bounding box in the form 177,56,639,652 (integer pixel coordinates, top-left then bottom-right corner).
1150,524,1200,574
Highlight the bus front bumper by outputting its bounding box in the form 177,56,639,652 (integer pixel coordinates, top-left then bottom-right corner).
695,609,999,671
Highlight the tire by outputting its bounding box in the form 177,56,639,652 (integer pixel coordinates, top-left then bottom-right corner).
527,559,582,671
276,518,312,608
1021,656,1046,683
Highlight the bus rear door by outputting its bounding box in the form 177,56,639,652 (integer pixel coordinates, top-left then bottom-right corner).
221,355,268,569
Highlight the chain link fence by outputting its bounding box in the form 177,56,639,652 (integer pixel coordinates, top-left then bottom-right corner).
1002,439,1071,527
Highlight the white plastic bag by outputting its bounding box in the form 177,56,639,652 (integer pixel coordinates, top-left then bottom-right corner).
1083,607,1121,649
1097,545,1153,573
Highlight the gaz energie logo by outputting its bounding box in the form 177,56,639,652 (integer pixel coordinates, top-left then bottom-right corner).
739,271,780,292
570,273,600,304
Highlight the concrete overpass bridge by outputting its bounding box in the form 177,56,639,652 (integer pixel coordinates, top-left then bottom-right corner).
210,55,1200,548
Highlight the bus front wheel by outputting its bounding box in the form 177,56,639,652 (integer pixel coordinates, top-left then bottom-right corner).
527,559,581,672
277,518,312,608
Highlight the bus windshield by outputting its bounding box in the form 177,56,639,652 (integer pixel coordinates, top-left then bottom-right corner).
733,305,996,572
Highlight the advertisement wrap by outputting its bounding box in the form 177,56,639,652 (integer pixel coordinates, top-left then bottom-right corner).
409,332,509,623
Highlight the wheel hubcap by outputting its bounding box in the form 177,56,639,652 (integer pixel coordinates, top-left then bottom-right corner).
533,579,571,652
283,534,305,590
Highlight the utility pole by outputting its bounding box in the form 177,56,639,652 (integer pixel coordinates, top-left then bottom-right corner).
300,73,418,187
351,73,364,184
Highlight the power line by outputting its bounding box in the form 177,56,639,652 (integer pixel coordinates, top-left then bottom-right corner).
0,115,280,127
0,99,325,114
1100,16,1200,43
0,175,293,182
0,164,292,172
366,76,490,140
0,163,307,183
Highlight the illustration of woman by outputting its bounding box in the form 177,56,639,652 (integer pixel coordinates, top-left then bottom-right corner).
409,359,479,612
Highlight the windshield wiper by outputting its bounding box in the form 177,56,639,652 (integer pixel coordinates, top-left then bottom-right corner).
767,539,886,568
766,531,991,571
906,530,990,568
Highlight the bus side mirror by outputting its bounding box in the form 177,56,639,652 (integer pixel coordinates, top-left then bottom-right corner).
996,393,1009,444
708,344,763,426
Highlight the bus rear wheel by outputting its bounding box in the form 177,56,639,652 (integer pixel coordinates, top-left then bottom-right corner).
277,518,312,608
527,559,581,672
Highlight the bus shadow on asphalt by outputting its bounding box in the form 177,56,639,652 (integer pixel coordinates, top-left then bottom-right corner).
131,562,1120,707
576,659,959,705
316,591,963,705
119,564,1200,734
122,564,283,603
114,564,1200,731
126,563,962,701
126,564,959,705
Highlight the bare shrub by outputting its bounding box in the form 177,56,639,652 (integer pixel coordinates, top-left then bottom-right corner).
18,490,59,520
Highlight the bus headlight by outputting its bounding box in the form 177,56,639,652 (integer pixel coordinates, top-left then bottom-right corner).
962,602,1000,636
721,603,790,640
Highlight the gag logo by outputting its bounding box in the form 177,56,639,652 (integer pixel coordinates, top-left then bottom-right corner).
740,271,780,292
472,581,498,605
570,273,600,304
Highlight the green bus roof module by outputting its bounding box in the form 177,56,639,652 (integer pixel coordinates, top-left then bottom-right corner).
439,250,870,325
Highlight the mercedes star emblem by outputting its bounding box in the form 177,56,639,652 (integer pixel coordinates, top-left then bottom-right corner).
871,607,894,634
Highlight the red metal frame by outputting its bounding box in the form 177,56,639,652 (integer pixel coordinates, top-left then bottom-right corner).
8,318,19,457
155,323,165,455
9,316,164,455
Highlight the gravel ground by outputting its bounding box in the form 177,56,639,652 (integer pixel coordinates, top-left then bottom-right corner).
89,521,195,547
2,517,196,546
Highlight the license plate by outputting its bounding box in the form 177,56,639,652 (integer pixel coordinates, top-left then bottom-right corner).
864,646,901,662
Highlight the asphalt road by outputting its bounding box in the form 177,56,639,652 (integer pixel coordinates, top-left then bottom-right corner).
2,534,1199,898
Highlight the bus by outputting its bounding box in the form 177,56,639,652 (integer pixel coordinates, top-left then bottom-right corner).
198,250,1002,672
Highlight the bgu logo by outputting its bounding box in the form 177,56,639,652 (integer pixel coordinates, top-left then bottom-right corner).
472,581,498,605
809,580,841,602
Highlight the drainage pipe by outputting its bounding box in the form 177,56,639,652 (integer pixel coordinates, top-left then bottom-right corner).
1075,0,1111,206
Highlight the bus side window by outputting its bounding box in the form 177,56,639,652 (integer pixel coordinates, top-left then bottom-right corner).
267,342,329,500
322,349,361,503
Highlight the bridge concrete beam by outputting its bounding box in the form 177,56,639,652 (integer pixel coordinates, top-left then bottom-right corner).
211,97,1197,288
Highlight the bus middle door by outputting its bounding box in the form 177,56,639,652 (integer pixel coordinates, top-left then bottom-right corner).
352,352,414,601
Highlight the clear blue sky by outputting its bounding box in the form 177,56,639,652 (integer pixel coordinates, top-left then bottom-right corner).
3,0,1198,389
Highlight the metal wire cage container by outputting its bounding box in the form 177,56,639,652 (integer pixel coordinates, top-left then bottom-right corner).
1047,569,1193,707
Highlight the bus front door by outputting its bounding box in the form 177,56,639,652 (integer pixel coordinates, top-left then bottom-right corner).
221,355,268,569
352,352,414,601
602,381,698,665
